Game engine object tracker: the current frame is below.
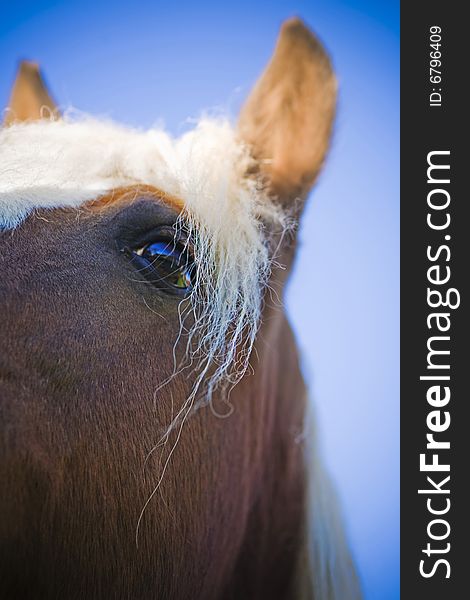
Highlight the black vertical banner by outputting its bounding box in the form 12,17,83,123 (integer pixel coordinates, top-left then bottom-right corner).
401,3,467,599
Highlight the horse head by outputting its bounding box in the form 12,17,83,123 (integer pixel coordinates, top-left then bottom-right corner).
0,18,360,599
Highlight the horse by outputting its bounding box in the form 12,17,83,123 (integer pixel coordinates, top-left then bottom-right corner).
0,17,361,600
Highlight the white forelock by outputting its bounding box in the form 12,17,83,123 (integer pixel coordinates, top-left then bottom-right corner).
0,117,259,228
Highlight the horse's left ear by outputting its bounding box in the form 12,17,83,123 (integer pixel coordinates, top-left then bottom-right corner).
238,18,337,210
4,61,59,125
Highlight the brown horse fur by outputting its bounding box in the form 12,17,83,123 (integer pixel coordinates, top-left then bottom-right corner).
0,18,361,599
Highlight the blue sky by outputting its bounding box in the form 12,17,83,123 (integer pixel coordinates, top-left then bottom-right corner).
1,2,399,598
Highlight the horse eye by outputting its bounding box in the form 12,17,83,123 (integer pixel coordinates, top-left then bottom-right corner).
129,239,194,296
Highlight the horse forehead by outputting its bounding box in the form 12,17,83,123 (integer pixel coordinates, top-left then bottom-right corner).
85,185,185,214
0,185,185,233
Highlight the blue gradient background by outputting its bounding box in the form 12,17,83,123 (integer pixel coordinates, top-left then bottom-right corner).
0,2,399,598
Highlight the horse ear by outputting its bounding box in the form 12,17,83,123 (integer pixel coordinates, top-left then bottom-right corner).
4,61,59,125
238,18,337,209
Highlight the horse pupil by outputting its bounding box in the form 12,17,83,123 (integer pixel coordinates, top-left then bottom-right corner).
143,242,191,290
